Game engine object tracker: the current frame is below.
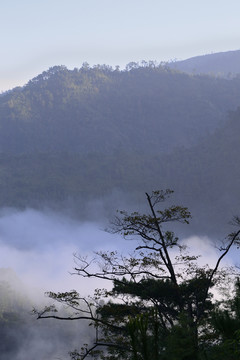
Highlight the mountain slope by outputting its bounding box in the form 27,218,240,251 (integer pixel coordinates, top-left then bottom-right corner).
1,64,240,155
168,49,240,77
0,64,240,235
0,106,239,235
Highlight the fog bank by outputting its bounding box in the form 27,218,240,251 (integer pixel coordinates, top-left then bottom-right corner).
0,208,238,359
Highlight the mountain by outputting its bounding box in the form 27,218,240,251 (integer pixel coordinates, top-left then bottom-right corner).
0,63,240,236
1,64,240,155
0,108,239,236
168,49,240,77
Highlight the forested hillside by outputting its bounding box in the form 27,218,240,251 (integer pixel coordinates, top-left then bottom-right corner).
0,63,240,235
1,63,240,154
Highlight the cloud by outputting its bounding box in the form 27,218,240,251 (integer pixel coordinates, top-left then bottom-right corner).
0,209,237,295
182,235,236,268
0,208,126,294
0,209,238,359
0,208,122,359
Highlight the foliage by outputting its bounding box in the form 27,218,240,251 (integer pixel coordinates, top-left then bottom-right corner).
35,190,240,359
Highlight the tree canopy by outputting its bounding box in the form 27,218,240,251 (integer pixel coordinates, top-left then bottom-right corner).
1,62,240,155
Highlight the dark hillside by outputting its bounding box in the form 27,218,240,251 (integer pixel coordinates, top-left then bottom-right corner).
0,102,239,236
0,106,239,235
151,106,240,235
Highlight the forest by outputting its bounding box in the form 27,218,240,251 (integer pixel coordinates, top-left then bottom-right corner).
0,63,240,234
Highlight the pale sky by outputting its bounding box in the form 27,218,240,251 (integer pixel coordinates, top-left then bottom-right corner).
1,0,240,92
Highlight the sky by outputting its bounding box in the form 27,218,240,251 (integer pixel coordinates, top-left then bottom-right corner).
1,0,240,92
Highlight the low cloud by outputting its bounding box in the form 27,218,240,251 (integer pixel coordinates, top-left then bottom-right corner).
0,209,238,359
183,234,238,268
0,208,125,293
0,208,125,360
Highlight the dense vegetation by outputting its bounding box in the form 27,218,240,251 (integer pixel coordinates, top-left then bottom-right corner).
0,108,239,235
1,63,240,154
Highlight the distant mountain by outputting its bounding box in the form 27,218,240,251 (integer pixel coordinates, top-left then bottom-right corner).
168,49,240,77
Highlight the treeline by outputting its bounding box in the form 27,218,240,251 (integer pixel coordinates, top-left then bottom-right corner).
1,64,240,154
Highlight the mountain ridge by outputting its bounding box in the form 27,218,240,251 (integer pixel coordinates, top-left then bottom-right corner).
0,63,240,155
168,49,240,77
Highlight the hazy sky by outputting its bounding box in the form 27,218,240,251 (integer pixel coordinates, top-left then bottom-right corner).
1,0,240,91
